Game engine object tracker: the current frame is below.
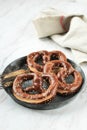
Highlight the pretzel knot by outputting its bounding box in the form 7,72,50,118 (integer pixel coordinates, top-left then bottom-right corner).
44,60,82,95
13,73,58,104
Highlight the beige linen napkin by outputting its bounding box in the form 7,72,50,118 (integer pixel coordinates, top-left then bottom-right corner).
33,8,87,64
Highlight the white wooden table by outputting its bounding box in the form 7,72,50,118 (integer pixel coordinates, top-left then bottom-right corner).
0,0,87,130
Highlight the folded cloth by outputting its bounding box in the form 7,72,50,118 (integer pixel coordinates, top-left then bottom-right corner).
33,7,87,64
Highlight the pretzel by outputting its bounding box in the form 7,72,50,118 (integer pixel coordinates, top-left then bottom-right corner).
13,73,58,104
44,60,82,95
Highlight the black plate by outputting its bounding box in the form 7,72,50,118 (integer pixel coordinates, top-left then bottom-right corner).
1,56,85,110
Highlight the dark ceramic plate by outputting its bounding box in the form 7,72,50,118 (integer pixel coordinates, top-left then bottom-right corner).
1,56,85,110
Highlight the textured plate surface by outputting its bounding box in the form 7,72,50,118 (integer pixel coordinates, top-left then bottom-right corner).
1,56,85,110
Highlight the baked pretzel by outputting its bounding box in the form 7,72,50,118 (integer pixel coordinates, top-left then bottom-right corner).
13,73,58,104
44,60,82,95
27,50,67,73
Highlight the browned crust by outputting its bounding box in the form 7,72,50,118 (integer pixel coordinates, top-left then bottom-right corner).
12,73,58,104
13,92,55,104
